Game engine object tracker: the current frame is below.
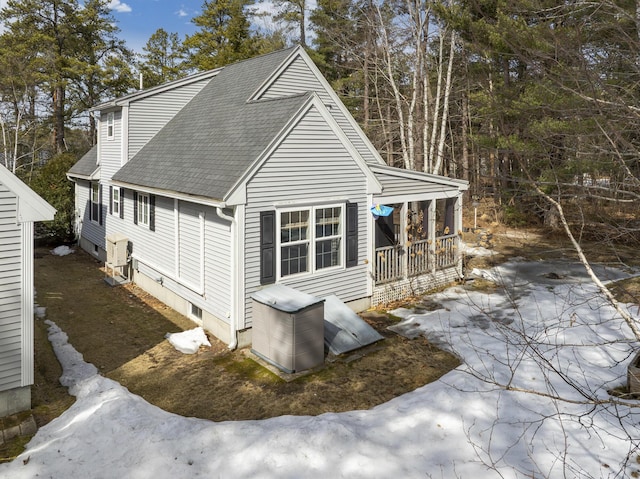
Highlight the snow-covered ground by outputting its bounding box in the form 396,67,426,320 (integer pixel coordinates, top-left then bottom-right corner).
2,259,640,478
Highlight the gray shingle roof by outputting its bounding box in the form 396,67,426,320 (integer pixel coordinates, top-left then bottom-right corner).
68,146,98,179
112,47,308,201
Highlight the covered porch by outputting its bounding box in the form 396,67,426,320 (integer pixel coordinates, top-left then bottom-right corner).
368,165,469,305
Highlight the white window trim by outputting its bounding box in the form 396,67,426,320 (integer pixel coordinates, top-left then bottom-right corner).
106,112,114,140
137,192,150,227
276,203,345,280
112,187,120,216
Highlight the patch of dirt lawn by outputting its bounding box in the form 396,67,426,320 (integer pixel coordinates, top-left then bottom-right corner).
33,247,459,424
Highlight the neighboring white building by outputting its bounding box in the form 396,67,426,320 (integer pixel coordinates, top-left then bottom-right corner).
68,47,468,348
0,164,55,417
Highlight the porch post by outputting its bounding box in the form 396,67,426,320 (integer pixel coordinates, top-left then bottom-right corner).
400,202,408,279
455,194,464,276
428,200,436,273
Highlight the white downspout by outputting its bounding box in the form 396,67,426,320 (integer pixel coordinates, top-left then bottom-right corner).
216,206,237,349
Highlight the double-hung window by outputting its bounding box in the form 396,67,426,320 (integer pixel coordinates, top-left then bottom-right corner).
280,209,310,276
137,193,149,227
91,182,100,223
315,206,342,270
112,187,121,216
278,205,343,278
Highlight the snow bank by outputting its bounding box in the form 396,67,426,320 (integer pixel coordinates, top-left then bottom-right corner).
2,260,639,479
165,327,211,354
51,245,74,256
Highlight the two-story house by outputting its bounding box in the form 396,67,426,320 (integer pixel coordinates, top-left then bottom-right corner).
68,46,468,348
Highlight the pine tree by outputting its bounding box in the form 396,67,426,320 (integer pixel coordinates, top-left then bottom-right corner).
184,0,258,71
272,0,307,47
139,29,188,89
0,0,132,152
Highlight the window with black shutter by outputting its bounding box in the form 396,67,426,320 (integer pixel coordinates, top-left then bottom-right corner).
346,202,358,267
260,211,276,285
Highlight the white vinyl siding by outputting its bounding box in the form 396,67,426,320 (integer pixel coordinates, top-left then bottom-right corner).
75,179,105,250
244,105,369,327
204,212,232,321
118,193,173,270
127,79,210,160
258,55,379,165
103,194,232,325
0,184,22,390
100,109,122,180
177,201,204,291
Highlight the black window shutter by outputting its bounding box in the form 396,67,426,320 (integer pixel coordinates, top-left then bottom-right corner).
149,194,156,231
260,211,276,284
119,188,124,219
109,186,113,215
133,191,138,225
89,183,94,222
346,202,358,267
98,184,103,226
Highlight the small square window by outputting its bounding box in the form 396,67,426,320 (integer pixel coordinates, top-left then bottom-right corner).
190,303,202,321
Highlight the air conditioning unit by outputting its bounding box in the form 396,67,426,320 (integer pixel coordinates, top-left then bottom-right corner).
106,233,129,267
105,233,129,286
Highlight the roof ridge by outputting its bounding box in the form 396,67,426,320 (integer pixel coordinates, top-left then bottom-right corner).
221,45,298,70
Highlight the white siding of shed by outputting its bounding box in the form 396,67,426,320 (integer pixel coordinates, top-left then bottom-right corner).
128,79,210,160
258,55,380,166
0,184,22,391
243,105,369,327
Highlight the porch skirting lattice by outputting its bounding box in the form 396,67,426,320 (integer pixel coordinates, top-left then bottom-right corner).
372,267,461,305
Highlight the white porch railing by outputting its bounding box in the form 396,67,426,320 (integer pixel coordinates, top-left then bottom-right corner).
434,234,458,270
375,245,403,284
375,234,459,285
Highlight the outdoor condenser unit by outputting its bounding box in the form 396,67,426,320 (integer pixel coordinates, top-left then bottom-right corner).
105,233,129,286
251,285,325,374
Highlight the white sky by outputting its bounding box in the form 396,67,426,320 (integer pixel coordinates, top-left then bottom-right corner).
1,256,639,478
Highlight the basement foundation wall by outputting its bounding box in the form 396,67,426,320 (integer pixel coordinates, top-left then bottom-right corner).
0,386,30,418
131,268,251,348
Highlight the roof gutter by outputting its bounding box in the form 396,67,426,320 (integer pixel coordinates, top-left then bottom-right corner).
215,207,238,350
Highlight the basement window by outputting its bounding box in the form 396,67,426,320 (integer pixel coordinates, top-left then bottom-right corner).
190,303,203,321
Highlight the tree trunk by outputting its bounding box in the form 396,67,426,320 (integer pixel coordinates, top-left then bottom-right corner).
461,92,470,181
53,84,66,153
432,31,455,175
